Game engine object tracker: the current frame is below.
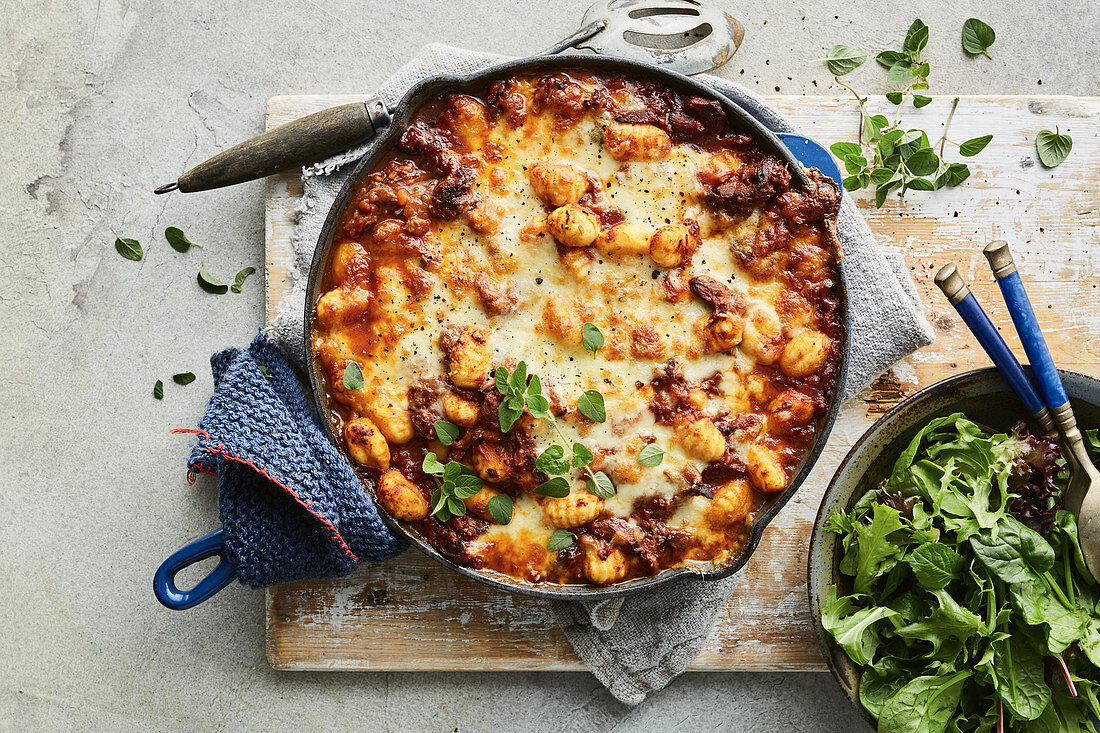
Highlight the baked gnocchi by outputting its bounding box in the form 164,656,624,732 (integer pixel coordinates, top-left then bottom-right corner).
312,69,842,586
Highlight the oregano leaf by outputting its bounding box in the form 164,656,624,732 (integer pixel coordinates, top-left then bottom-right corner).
582,322,605,355
342,361,364,390
113,232,143,261
961,18,995,58
548,529,575,551
578,390,606,423
197,261,228,294
959,134,993,156
1036,128,1072,167
586,471,616,498
434,420,460,446
164,226,200,252
231,266,256,293
487,494,513,525
823,45,866,76
172,372,196,385
638,444,666,467
153,379,164,400
534,477,571,498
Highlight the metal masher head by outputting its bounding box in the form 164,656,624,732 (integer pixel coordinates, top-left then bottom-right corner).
546,0,744,75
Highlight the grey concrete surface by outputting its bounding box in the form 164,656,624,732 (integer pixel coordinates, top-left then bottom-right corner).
2,0,1097,730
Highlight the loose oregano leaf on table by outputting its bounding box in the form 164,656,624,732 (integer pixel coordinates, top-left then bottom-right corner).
548,529,576,551
342,361,364,391
958,134,993,156
1036,127,1073,167
164,226,201,252
172,371,196,385
197,262,229,294
231,267,256,293
961,18,996,58
153,379,164,400
112,230,143,261
822,45,866,76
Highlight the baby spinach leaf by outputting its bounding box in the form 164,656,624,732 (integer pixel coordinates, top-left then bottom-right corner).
908,542,965,590
991,635,1050,721
970,516,1055,584
961,18,995,58
486,494,513,525
877,670,969,733
858,657,912,719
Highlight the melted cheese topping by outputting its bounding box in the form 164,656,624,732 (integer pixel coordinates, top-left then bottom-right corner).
312,71,841,586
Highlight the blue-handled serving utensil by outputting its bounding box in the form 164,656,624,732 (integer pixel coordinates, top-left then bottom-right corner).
981,241,1100,576
934,245,1100,580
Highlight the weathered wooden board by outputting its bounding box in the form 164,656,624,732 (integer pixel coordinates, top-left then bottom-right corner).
264,94,1100,671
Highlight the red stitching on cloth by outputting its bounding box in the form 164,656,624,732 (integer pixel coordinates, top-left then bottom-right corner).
200,442,360,564
172,428,210,438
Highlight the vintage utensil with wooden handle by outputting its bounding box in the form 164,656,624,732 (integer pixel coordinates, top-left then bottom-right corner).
154,0,744,195
982,240,1100,578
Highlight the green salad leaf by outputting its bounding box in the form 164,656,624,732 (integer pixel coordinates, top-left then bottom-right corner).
822,413,1100,731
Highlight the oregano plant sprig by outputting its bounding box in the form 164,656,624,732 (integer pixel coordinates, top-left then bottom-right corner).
826,18,996,207
420,453,492,523
494,361,615,502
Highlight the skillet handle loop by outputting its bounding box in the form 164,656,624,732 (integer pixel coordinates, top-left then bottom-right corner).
156,98,390,194
775,133,843,190
154,529,238,610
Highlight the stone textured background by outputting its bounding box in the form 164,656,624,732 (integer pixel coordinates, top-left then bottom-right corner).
2,1,1096,729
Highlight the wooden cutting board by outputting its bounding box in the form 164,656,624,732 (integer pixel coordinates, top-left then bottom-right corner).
263,94,1100,671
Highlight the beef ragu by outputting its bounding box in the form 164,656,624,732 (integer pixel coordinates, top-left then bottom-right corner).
311,69,842,586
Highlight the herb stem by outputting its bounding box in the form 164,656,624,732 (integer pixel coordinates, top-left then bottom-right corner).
834,75,866,146
937,97,960,157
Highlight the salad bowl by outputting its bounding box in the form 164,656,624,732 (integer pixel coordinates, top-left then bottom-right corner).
808,366,1100,728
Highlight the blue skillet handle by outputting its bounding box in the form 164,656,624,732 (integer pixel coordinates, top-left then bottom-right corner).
934,265,1047,418
153,529,237,610
994,270,1069,410
776,133,843,189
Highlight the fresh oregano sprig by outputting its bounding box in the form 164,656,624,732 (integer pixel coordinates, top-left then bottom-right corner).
494,360,615,502
421,453,492,522
827,18,995,207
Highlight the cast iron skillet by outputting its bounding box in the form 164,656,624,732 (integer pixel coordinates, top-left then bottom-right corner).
303,54,850,600
154,54,849,608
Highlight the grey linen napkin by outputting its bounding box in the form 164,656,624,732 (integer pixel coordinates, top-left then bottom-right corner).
269,44,935,706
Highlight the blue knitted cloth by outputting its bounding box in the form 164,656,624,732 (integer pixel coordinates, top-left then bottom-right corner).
180,332,407,587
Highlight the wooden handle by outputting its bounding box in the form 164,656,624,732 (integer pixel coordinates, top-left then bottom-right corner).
156,99,389,194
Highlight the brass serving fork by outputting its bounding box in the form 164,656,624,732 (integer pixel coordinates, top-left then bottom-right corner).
983,241,1100,579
